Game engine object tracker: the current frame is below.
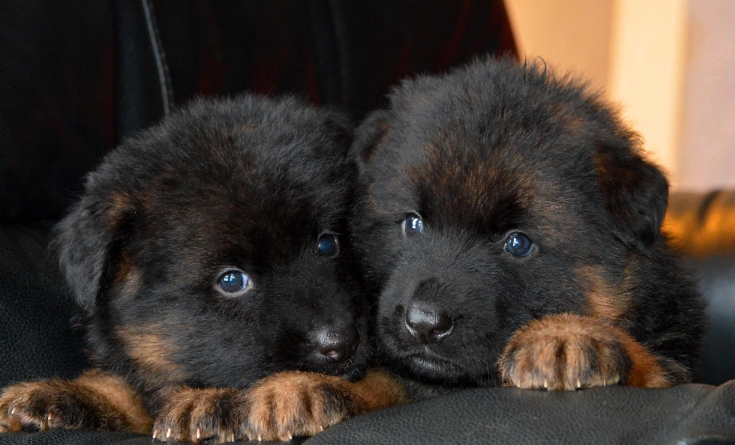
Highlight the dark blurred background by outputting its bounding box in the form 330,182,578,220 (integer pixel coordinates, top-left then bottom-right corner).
0,0,515,223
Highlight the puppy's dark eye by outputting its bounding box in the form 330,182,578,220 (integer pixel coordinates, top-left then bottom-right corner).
403,214,424,237
317,234,340,257
504,233,533,258
216,270,252,295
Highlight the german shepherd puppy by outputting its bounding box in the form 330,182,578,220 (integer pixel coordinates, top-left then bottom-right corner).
346,57,706,399
0,95,403,443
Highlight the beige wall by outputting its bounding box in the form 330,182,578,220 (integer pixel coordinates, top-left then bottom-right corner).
504,0,613,92
678,0,735,191
607,0,688,181
505,0,735,191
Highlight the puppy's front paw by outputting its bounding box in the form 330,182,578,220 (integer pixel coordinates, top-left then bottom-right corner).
153,388,245,444
0,380,124,432
243,371,357,442
499,314,633,391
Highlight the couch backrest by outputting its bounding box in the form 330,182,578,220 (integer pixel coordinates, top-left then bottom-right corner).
0,0,516,223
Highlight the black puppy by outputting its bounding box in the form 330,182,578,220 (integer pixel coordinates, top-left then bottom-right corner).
344,57,705,399
0,95,403,442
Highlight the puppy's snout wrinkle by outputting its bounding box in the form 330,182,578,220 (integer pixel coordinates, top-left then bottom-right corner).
405,303,453,344
315,325,359,363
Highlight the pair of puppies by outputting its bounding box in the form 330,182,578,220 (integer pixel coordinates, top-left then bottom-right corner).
0,58,705,441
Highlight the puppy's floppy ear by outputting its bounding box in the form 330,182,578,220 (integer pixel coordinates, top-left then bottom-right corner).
595,145,669,249
348,110,393,174
54,186,135,314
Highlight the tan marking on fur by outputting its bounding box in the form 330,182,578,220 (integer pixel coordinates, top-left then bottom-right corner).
0,371,151,434
499,313,668,391
349,369,409,411
153,386,240,444
577,265,629,321
115,251,133,283
108,191,132,228
617,335,672,388
112,252,144,303
115,266,143,303
500,313,626,390
245,369,407,441
75,370,153,433
551,102,587,135
116,326,184,385
408,140,548,236
0,382,53,432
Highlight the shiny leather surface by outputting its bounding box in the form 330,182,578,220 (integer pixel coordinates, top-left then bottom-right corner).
0,223,89,388
664,190,735,385
308,382,735,445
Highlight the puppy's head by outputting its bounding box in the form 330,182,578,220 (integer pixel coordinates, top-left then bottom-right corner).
350,58,668,386
55,95,368,391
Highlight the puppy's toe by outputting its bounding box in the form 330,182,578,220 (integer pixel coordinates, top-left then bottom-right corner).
244,371,354,441
188,390,242,444
154,388,242,444
499,314,631,391
0,383,50,433
0,380,116,432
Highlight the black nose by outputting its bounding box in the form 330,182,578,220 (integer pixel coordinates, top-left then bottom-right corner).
405,303,453,344
316,324,359,363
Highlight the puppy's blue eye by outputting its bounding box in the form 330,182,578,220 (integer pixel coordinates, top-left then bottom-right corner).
403,214,424,237
317,234,339,257
504,233,533,257
217,270,251,294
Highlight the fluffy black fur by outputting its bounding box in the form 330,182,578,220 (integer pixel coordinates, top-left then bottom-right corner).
55,95,368,409
349,57,706,398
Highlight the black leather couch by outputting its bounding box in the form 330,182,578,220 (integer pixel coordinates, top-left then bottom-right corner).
1,2,734,444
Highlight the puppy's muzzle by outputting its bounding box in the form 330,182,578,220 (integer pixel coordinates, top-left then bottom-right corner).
315,325,359,363
404,302,453,344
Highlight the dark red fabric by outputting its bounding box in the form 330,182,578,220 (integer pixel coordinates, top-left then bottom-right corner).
0,0,516,222
0,1,115,222
151,0,517,118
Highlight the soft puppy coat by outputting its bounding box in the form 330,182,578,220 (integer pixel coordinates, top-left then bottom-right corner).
348,58,705,398
0,95,405,442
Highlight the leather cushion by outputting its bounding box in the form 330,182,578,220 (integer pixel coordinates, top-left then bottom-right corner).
0,223,89,388
689,255,735,385
5,383,733,445
307,382,735,445
0,431,147,445
664,190,735,384
5,381,735,445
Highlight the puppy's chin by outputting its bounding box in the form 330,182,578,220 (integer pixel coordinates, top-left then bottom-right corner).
379,333,501,386
406,354,464,380
303,360,367,383
410,354,501,387
338,365,368,383
297,349,370,383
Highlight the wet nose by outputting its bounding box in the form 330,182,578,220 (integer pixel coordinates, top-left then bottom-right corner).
405,303,453,344
316,324,359,363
